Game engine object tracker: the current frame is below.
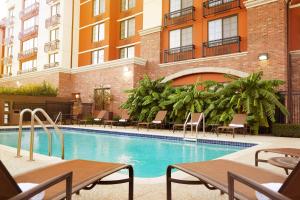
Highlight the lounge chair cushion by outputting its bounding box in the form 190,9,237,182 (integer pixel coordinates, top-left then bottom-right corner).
186,122,199,125
152,121,162,124
255,183,282,200
119,119,127,122
229,123,244,128
94,118,101,121
18,183,45,200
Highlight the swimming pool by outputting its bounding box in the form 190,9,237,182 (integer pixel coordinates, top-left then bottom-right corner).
0,127,255,178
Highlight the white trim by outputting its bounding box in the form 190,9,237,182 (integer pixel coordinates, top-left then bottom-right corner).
162,67,249,83
290,50,300,55
79,18,109,30
78,45,109,54
139,26,162,36
290,3,300,8
244,0,278,8
117,12,143,22
159,52,248,68
116,42,141,49
80,0,91,6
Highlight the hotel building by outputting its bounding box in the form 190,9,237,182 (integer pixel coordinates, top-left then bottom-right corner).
0,0,299,122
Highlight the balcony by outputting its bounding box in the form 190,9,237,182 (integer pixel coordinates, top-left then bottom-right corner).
202,36,241,57
45,14,60,29
164,6,195,27
163,45,195,63
18,47,38,60
5,36,14,45
4,56,13,65
46,0,60,5
19,25,38,41
44,40,60,52
203,0,241,17
19,2,39,20
17,67,37,75
44,62,59,69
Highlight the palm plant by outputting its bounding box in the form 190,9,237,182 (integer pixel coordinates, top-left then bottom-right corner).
121,75,173,122
206,72,288,133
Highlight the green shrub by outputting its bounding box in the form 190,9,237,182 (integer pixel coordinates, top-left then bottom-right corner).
0,81,58,96
272,124,300,137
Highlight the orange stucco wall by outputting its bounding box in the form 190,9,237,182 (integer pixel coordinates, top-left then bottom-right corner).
161,0,248,59
0,26,5,75
78,0,143,67
171,73,233,87
289,6,300,51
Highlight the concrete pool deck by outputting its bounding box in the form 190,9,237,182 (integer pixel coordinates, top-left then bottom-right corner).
0,125,299,200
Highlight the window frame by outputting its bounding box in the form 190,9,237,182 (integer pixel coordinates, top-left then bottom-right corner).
93,0,105,16
121,0,136,11
120,18,135,39
91,49,105,64
92,23,105,42
207,14,238,42
120,46,135,59
169,0,194,12
168,26,193,49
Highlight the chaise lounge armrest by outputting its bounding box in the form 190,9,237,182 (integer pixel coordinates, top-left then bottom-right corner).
10,171,73,200
228,171,291,200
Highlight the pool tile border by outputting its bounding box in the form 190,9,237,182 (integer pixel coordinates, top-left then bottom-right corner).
0,127,256,148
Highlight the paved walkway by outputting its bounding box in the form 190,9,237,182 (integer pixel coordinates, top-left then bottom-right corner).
1,125,299,200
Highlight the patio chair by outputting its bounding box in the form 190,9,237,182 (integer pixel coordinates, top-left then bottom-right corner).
167,159,300,200
255,148,300,174
104,110,131,128
183,112,205,138
0,159,133,200
217,114,247,138
93,110,107,125
137,111,167,130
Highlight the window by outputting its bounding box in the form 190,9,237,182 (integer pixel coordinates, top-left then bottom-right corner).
8,8,14,18
7,27,14,37
22,38,37,51
92,49,104,64
120,18,135,39
120,46,135,59
208,15,237,44
170,0,193,12
208,0,234,7
49,53,60,63
93,23,105,42
93,0,105,16
121,0,136,11
169,27,192,49
23,17,36,30
24,0,37,8
21,59,37,71
5,65,12,75
50,28,59,41
51,3,60,16
7,46,13,57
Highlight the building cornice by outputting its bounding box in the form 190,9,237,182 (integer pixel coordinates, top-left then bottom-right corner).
159,52,248,68
139,26,162,36
290,50,300,55
71,57,147,74
244,0,278,9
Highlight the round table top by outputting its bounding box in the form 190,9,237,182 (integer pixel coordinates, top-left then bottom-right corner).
268,157,300,170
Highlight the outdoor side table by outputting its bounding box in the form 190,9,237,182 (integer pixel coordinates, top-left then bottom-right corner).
268,157,300,175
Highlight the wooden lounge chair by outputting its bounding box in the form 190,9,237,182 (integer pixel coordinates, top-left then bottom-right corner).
137,111,167,130
1,160,133,200
104,110,131,128
255,148,300,174
167,159,300,200
93,110,107,125
217,114,247,138
183,112,205,138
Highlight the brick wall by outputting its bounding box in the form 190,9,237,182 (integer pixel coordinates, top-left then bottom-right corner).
291,52,300,92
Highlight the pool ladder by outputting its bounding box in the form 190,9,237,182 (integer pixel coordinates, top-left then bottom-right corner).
16,108,65,161
183,113,205,141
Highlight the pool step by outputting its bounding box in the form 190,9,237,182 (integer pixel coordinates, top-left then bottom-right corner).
183,137,197,142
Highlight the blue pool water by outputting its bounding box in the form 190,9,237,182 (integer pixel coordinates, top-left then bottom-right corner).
0,128,255,178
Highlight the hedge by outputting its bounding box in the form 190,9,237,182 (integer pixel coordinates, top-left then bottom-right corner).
272,123,300,138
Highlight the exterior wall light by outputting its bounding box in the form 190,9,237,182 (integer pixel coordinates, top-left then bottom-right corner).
258,53,269,61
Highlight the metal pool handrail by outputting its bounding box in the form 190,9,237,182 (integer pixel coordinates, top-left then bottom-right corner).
16,108,64,161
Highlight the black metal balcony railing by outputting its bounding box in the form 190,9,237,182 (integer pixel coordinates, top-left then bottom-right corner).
202,36,240,57
17,67,37,75
19,25,39,40
45,14,60,29
44,39,60,52
164,45,195,63
44,62,59,69
18,47,38,60
203,0,241,17
164,6,195,27
19,2,39,20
